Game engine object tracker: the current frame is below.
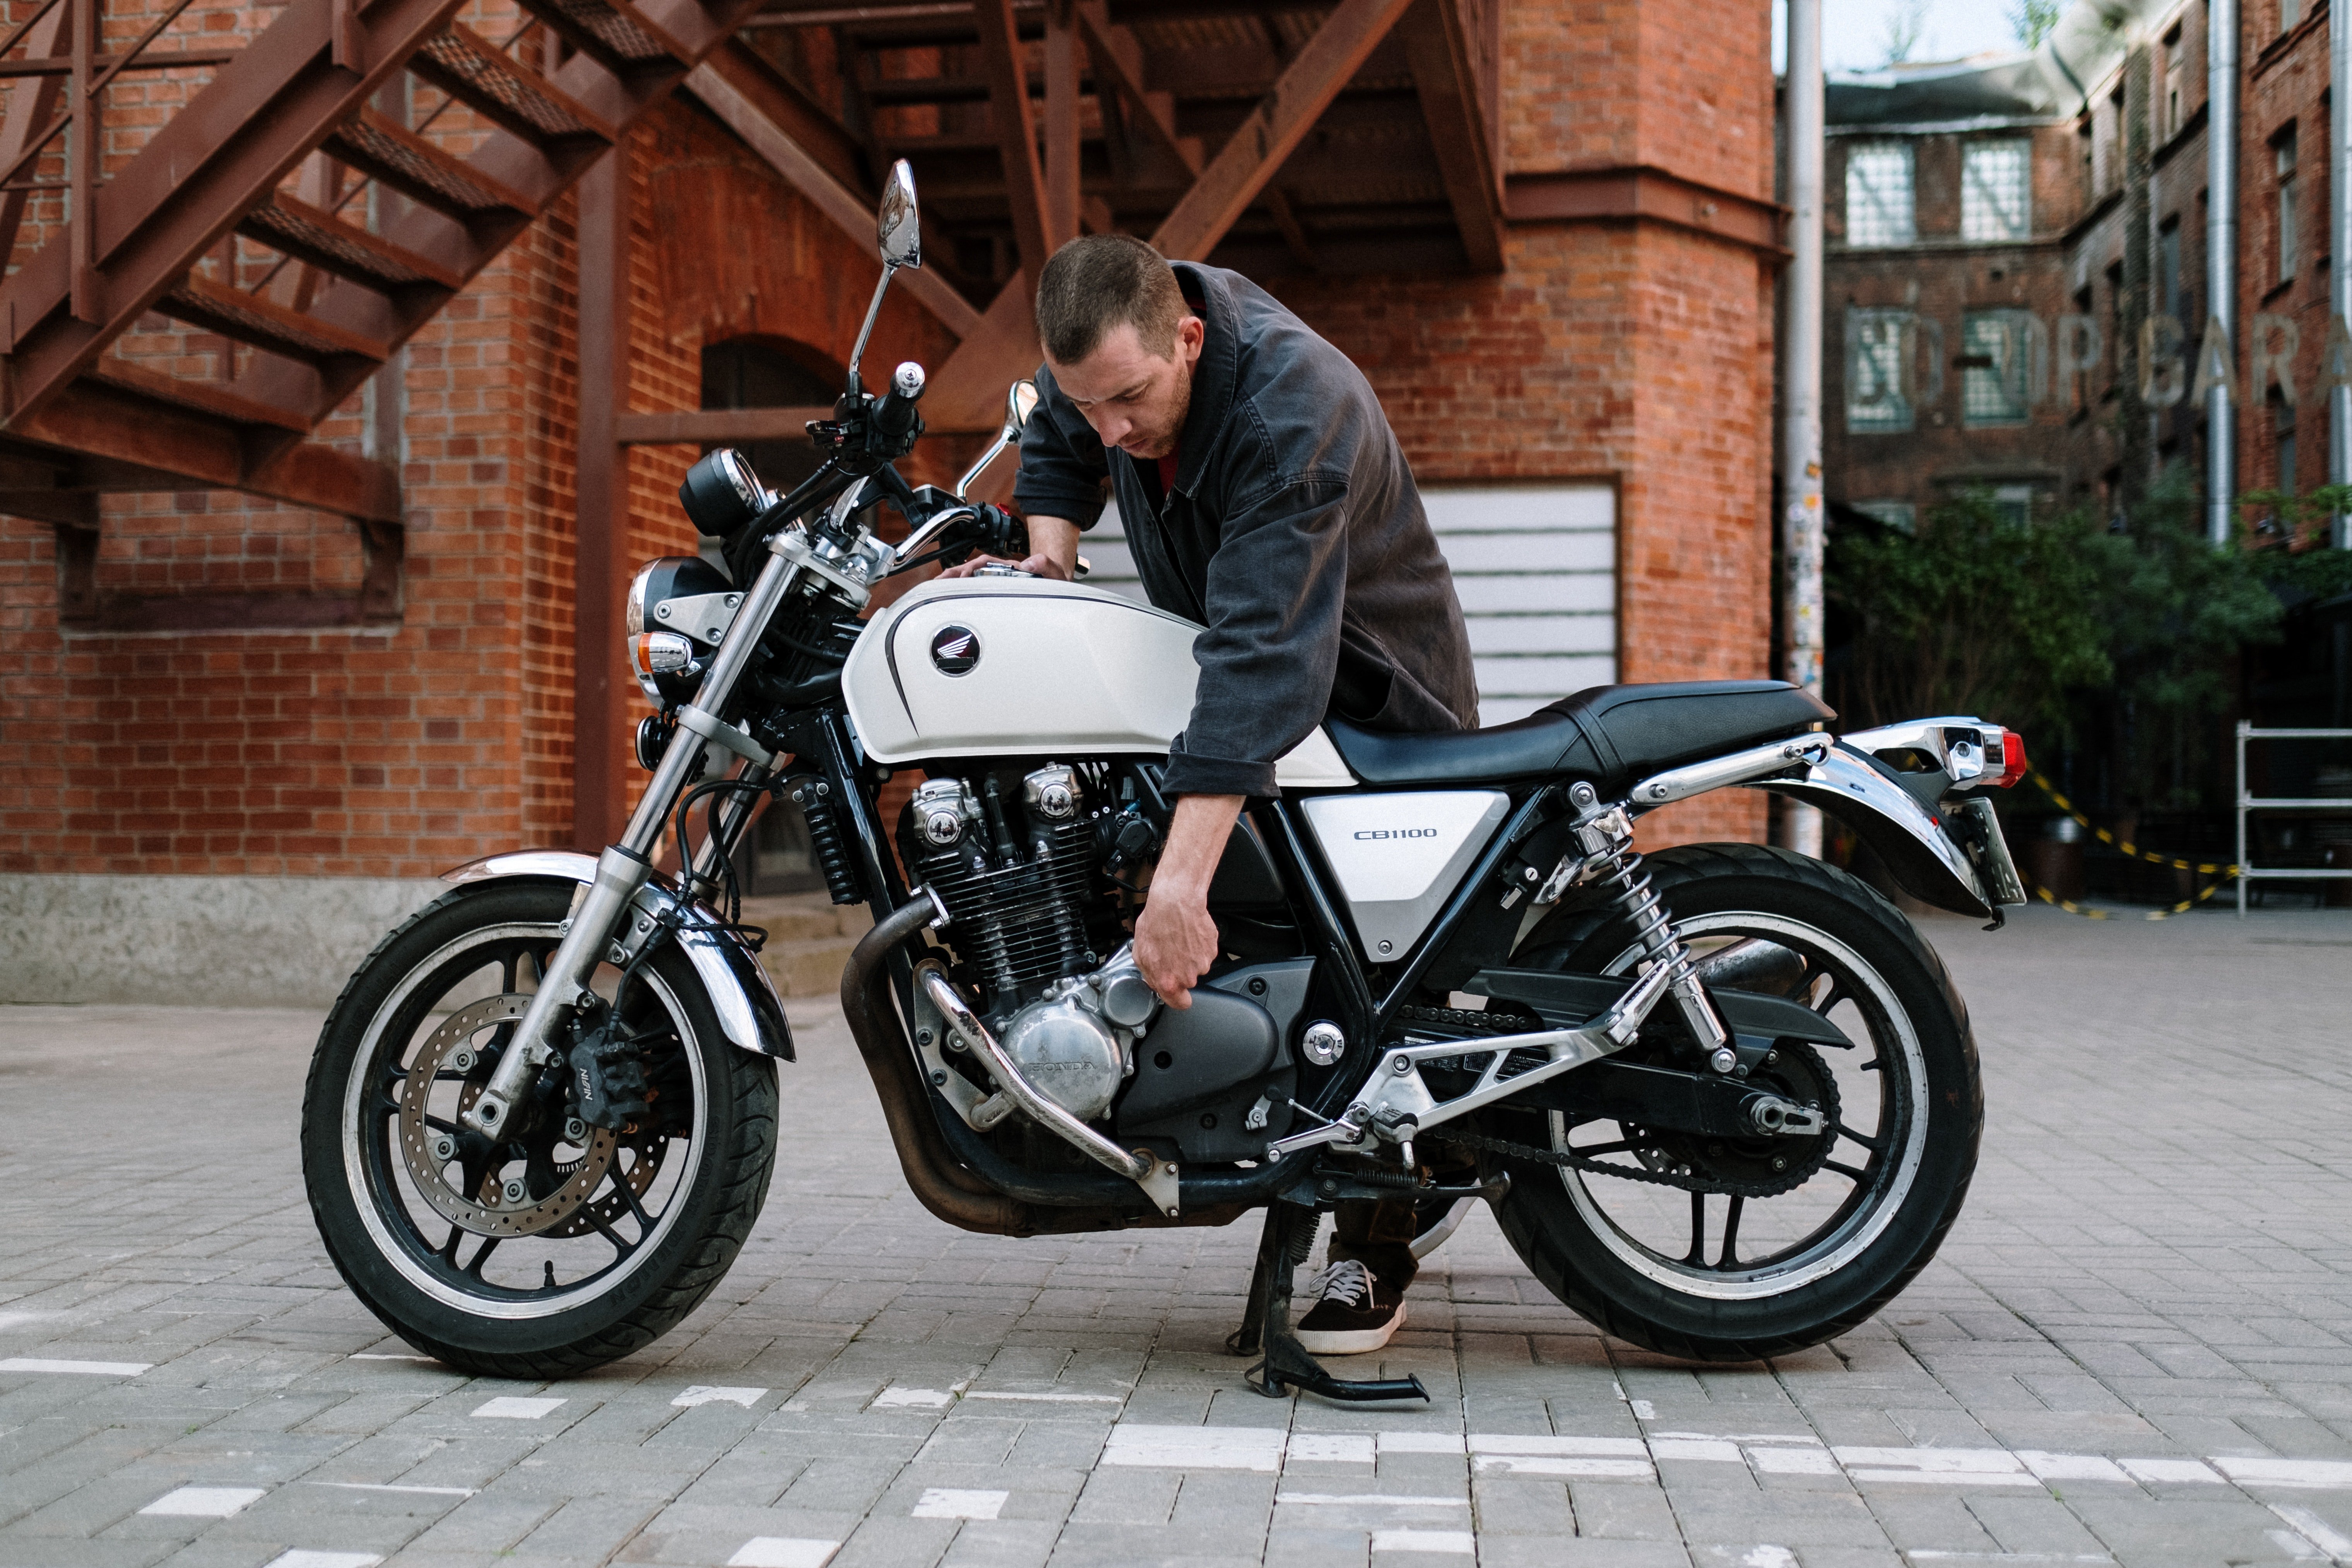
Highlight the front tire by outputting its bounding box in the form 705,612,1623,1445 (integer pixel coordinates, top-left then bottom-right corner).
301,878,778,1378
1485,843,1981,1362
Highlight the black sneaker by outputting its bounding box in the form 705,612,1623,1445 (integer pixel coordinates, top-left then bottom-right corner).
1293,1260,1407,1355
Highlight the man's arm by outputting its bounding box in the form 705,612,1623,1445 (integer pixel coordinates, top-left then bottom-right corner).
1131,792,1242,1008
938,514,1078,580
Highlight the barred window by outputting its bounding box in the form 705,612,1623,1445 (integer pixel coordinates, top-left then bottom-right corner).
1844,143,1916,248
1847,308,1914,433
1962,140,2032,241
1962,310,2034,426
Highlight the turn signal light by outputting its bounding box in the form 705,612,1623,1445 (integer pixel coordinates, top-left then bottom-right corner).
1993,729,2028,788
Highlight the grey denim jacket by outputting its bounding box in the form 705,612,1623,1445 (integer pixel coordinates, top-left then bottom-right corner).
1011,263,1478,799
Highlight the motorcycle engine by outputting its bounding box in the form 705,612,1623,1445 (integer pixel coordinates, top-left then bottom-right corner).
898,764,1137,1119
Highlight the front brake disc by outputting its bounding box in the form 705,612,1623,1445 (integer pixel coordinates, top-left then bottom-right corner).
397,994,619,1237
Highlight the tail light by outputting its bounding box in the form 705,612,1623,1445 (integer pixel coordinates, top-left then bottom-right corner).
1992,729,2028,788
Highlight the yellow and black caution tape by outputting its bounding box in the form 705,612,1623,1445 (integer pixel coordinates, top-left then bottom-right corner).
2018,769,2239,920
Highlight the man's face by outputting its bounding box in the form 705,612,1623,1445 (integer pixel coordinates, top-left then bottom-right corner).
1045,314,1205,461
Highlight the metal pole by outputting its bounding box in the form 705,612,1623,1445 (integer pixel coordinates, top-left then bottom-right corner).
574,147,634,853
1780,0,1826,858
2208,0,2238,547
2334,0,2351,547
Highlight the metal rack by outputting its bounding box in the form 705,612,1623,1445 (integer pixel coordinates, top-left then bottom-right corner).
2235,722,2352,916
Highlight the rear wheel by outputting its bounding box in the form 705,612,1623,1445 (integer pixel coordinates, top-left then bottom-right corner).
1485,843,1981,1361
300,878,778,1378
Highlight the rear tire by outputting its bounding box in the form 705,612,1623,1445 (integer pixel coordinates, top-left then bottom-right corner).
300,878,777,1378
1486,843,1980,1362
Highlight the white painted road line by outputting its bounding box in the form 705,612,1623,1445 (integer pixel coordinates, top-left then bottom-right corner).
1378,1431,1467,1454
872,1386,958,1407
1371,1528,1474,1554
265,1554,384,1568
729,1537,842,1568
2019,1452,2132,1483
2117,1457,2224,1484
674,1385,767,1409
1278,1493,1470,1507
307,1481,479,1497
911,1487,1007,1519
469,1396,564,1419
1102,1424,1289,1471
1752,1447,1842,1475
2225,1459,2352,1489
1287,1433,1376,1464
1834,1447,2037,1486
2272,1503,2352,1559
139,1486,267,1517
963,1389,1123,1402
0,1356,151,1375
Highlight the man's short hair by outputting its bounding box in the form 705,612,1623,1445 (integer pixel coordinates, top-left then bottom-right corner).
1034,234,1189,365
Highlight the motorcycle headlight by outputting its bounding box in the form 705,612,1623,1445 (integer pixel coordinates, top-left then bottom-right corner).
624,555,739,706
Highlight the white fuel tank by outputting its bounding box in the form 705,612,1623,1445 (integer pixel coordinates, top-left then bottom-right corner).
842,576,1355,788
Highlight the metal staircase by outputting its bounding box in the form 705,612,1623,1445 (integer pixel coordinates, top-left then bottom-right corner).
0,0,765,527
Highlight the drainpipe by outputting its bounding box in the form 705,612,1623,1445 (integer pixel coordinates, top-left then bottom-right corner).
2334,0,2350,546
1780,0,1826,858
2208,0,2237,546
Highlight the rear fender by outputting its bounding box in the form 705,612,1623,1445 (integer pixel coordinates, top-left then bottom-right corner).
1751,744,1994,919
440,852,794,1060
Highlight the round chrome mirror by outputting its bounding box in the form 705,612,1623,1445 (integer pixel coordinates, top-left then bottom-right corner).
878,159,922,269
1004,380,1039,445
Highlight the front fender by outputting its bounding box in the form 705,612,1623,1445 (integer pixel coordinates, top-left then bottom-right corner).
440,852,794,1060
1752,744,1994,919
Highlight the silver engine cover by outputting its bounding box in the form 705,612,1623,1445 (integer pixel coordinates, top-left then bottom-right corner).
999,997,1127,1120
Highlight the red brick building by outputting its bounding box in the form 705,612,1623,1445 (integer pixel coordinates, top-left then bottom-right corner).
0,0,1786,1003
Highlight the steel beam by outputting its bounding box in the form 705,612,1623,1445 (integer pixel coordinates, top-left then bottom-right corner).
1042,0,1080,247
1396,0,1500,271
973,0,1054,278
1147,0,1416,261
575,149,635,854
615,406,835,443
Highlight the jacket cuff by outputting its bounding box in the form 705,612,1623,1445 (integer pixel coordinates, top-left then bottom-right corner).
1162,744,1278,800
1010,479,1106,529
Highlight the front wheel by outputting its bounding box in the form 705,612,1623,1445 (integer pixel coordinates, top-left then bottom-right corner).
301,878,778,1378
1483,842,1982,1362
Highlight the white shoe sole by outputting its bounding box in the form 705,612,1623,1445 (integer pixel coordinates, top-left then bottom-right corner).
1293,1301,1406,1356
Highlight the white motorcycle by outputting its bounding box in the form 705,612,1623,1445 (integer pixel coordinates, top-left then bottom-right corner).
301,163,2029,1401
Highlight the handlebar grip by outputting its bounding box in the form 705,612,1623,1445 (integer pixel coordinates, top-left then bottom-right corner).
871,361,926,441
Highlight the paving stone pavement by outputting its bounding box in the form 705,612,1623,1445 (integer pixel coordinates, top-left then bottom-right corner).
4,905,2352,1568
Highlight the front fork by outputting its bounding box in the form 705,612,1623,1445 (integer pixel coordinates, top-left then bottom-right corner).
461,548,806,1137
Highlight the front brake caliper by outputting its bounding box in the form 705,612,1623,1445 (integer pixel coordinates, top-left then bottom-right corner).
568,1004,652,1131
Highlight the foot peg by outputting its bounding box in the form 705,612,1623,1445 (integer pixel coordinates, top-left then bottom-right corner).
1227,1200,1429,1404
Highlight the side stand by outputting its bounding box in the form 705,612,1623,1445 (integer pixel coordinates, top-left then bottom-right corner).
1225,1200,1428,1404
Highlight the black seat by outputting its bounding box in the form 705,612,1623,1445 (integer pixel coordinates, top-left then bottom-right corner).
1325,681,1835,792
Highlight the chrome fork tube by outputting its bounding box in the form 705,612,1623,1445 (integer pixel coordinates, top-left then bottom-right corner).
463,548,806,1135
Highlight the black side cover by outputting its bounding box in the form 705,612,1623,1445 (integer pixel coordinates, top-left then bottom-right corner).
1117,987,1282,1124
1464,968,1853,1048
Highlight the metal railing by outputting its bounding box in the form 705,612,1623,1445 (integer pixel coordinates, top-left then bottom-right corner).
2235,721,2352,916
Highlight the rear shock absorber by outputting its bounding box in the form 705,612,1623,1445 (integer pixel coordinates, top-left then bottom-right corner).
1564,781,1733,1068
786,775,861,905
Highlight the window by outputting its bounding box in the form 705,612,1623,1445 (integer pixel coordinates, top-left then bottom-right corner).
2278,128,2300,284
1991,486,2034,527
1845,142,1916,247
1962,310,2034,426
2282,0,2301,31
1847,308,1915,432
1962,140,2032,241
2158,219,2182,324
2164,32,2186,137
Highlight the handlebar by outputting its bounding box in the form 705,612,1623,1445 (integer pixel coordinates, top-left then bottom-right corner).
871,361,925,442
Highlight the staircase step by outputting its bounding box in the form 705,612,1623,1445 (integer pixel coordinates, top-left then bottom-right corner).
238,194,465,297
80,357,309,433
407,23,616,148
153,273,392,369
517,0,687,77
325,110,535,225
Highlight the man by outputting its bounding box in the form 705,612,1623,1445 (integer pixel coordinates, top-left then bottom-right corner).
944,234,1477,1353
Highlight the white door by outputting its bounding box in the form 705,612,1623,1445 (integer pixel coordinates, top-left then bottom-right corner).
1079,482,1617,726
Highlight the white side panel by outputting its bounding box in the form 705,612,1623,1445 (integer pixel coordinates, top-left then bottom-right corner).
1088,487,1618,725
1302,790,1509,958
841,576,1358,786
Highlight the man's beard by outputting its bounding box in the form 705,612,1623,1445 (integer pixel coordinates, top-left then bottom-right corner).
1133,361,1193,460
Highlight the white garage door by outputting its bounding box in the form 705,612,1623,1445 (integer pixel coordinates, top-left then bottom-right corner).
1079,482,1616,726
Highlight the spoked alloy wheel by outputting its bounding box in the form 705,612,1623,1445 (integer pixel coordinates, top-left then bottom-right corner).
301,879,777,1378
1489,843,1981,1362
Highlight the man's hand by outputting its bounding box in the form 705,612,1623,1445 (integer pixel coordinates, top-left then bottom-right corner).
937,514,1081,580
1132,793,1243,1009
